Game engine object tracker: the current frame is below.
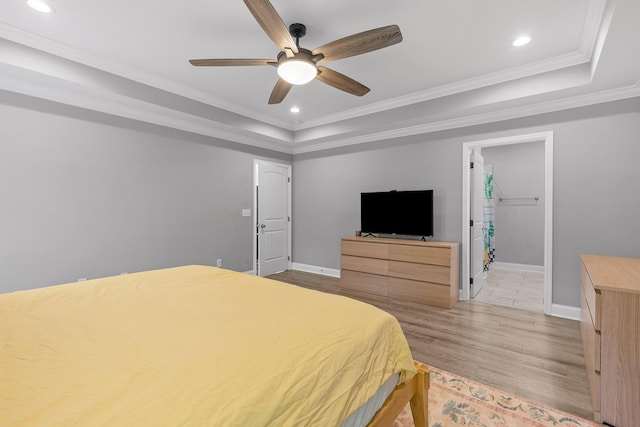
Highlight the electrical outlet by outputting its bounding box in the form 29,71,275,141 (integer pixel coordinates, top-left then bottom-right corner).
216,259,222,267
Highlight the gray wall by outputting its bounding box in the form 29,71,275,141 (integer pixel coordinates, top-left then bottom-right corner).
292,138,461,268
3,89,640,309
0,93,291,293
482,142,545,266
292,99,640,307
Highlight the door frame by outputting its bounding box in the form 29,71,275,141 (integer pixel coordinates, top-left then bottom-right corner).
253,159,292,276
461,131,553,315
470,148,486,297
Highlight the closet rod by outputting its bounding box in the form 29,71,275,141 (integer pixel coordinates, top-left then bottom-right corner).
498,196,539,202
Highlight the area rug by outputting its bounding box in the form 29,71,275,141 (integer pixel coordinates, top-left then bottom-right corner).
393,367,599,427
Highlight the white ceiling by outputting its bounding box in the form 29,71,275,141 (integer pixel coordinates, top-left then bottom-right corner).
1,0,639,153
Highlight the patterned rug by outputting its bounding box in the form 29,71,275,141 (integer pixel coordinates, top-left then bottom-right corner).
393,367,599,427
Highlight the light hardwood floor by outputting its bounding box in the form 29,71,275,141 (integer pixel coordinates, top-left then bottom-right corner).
267,270,594,421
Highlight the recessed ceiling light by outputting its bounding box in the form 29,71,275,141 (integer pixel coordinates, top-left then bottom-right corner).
27,0,54,13
512,35,531,47
290,106,300,113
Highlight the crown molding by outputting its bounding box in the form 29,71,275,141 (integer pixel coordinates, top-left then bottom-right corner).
581,0,609,55
0,0,624,157
0,62,295,154
0,0,606,134
4,52,638,157
293,0,607,131
291,80,640,155
4,20,586,137
0,23,293,130
293,51,590,132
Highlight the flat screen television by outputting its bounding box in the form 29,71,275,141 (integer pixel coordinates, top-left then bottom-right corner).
361,190,434,238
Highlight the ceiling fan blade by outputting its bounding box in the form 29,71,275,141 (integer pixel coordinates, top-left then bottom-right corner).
189,59,275,66
316,66,370,96
268,78,293,104
312,25,402,62
243,0,299,53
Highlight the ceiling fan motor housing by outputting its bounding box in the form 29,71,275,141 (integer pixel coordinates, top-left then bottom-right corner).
289,23,307,42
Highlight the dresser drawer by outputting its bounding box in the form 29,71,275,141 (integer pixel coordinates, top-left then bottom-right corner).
388,245,451,266
340,270,388,296
580,290,601,371
342,255,388,276
341,240,388,259
389,261,450,285
580,291,601,414
389,277,453,308
581,262,601,331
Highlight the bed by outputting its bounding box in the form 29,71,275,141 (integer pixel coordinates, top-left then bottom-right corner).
1,265,428,426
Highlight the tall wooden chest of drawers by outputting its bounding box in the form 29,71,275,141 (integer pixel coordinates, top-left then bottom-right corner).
340,236,459,308
580,254,640,426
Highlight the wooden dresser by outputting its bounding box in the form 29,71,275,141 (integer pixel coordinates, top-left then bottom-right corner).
340,236,459,308
580,254,640,426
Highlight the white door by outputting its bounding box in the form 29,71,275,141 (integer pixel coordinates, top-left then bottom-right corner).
470,149,486,297
255,161,291,276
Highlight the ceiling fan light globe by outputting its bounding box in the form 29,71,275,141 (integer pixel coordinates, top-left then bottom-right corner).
277,60,317,85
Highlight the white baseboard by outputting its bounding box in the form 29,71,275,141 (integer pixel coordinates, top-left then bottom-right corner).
550,303,581,321
291,263,340,278
492,262,544,273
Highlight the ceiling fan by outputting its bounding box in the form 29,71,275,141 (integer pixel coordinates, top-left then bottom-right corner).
189,0,403,105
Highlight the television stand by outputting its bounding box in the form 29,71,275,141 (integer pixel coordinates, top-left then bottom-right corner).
340,236,460,308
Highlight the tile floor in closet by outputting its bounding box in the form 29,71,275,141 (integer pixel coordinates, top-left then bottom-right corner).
473,267,544,312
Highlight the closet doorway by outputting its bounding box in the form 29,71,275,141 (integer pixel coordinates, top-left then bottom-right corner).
461,131,554,315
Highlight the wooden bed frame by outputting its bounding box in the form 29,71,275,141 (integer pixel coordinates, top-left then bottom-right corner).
368,361,430,427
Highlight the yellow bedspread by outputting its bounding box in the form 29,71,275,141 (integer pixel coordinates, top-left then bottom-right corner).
1,265,416,426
